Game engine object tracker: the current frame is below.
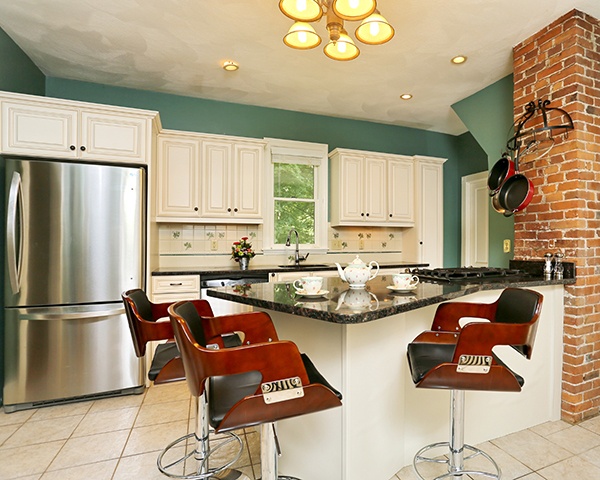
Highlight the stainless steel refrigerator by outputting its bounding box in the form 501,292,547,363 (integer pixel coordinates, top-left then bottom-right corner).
3,158,145,412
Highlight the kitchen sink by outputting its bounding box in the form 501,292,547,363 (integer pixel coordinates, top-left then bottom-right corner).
277,264,331,269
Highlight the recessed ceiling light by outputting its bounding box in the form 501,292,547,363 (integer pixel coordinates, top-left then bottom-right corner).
400,94,413,100
222,61,239,71
451,55,467,65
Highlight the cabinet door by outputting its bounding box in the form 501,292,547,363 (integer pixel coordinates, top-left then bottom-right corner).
388,158,414,225
233,144,263,218
157,137,200,218
80,112,147,162
363,157,387,223
420,162,444,267
1,102,78,158
201,140,232,218
338,154,364,222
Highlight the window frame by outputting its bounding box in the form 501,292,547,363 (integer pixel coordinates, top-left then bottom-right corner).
263,138,328,254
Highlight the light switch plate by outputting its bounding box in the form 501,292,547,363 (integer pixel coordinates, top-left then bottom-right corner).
503,239,511,253
211,240,218,251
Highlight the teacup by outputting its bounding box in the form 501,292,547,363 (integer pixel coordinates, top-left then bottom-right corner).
293,276,323,294
392,273,419,289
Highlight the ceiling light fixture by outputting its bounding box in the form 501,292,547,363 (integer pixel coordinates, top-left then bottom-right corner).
279,0,394,61
222,61,239,71
400,93,412,100
451,55,467,65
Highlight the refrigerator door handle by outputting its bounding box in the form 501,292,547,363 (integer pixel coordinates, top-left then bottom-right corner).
7,171,23,294
23,306,126,321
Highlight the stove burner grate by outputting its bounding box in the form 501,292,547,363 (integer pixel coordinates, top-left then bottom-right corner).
412,267,524,282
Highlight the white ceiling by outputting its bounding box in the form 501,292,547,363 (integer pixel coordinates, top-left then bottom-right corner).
0,0,598,135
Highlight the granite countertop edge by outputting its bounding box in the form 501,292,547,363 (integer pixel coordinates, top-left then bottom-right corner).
207,276,573,325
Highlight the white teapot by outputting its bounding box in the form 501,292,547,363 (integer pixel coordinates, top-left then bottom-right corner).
335,255,380,289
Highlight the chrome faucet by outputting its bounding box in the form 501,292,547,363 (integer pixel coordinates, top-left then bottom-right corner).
285,228,309,266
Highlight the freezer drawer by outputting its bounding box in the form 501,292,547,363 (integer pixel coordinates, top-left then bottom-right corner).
3,303,144,411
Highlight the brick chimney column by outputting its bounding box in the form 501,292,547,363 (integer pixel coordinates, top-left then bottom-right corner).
512,9,600,423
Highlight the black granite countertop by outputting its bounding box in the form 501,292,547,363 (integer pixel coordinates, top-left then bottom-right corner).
152,262,428,277
206,272,575,325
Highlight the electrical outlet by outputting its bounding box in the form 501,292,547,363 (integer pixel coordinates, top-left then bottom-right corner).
503,239,511,253
210,240,218,251
359,238,365,250
332,240,341,250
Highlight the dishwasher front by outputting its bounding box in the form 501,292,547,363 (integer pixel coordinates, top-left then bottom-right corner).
200,273,270,316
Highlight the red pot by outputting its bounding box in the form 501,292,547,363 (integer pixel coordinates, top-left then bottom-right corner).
487,156,515,196
496,173,534,216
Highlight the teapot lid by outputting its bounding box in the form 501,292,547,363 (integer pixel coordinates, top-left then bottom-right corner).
347,255,367,268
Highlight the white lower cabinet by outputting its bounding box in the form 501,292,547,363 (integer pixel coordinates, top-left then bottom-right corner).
0,93,155,163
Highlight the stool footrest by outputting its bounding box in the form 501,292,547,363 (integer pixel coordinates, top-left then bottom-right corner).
157,431,243,479
413,441,501,480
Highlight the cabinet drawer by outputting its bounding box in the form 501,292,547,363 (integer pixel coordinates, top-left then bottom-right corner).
151,275,200,294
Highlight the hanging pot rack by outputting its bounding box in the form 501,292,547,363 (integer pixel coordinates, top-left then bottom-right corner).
506,99,574,169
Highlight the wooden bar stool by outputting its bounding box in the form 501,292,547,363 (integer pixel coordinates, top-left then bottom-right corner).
406,288,543,480
167,300,343,480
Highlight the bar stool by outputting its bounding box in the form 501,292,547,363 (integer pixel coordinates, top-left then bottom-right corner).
122,289,213,384
167,300,343,480
406,288,543,480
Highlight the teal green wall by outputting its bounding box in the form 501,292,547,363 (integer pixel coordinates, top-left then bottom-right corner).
0,29,45,95
452,76,515,267
45,78,487,267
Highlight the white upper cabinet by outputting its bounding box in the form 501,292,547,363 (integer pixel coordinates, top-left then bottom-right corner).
156,131,264,223
156,134,201,218
329,148,414,227
0,92,157,163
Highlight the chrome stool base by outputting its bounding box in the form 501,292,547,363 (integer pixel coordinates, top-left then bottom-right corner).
413,441,501,480
157,431,244,480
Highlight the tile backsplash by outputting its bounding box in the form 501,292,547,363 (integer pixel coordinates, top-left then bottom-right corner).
158,224,404,256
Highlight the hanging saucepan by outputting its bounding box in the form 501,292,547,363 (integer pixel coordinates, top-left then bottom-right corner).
495,173,534,217
487,155,515,196
491,191,507,215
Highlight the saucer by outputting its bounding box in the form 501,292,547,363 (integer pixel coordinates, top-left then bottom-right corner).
295,289,329,298
387,285,418,293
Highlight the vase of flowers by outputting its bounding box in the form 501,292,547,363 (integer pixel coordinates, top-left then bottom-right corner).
231,236,256,270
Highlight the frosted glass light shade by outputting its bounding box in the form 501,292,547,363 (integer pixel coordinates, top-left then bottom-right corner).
331,0,376,21
355,12,394,44
284,22,322,49
279,0,323,22
324,31,360,61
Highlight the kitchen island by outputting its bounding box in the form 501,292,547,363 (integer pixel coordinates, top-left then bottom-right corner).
207,272,573,480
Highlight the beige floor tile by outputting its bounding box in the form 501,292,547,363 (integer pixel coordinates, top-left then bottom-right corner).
490,429,571,471
88,392,145,414
546,424,600,455
2,414,83,448
72,406,139,437
29,401,93,421
579,444,600,468
0,424,20,446
0,409,36,427
123,420,188,456
113,451,175,480
528,419,571,437
470,441,532,479
0,440,64,479
143,382,190,405
48,429,129,471
517,474,545,479
135,399,190,427
39,459,117,480
580,415,600,436
537,455,600,479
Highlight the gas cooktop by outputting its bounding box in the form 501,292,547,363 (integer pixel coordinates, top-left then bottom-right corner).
411,267,526,283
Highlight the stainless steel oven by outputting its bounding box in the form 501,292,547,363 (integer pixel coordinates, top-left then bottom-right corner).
200,272,270,316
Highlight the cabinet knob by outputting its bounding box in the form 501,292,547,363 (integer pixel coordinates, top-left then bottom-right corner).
227,208,232,212
234,208,238,213
80,146,86,151
69,145,76,151
366,213,370,217
361,213,365,217
389,214,393,218
420,241,423,245
194,207,198,211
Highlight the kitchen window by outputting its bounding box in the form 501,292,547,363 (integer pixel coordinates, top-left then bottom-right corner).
263,138,328,253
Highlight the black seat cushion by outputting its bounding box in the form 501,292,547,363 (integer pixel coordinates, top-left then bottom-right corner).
407,342,455,385
208,371,263,428
128,289,154,322
301,353,343,400
407,342,524,388
148,342,180,381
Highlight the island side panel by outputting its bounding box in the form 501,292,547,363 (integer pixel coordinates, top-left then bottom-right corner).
267,311,345,480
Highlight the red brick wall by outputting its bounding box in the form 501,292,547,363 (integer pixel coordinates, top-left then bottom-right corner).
512,9,600,423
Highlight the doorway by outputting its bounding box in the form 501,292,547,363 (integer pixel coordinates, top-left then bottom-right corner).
461,171,489,267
